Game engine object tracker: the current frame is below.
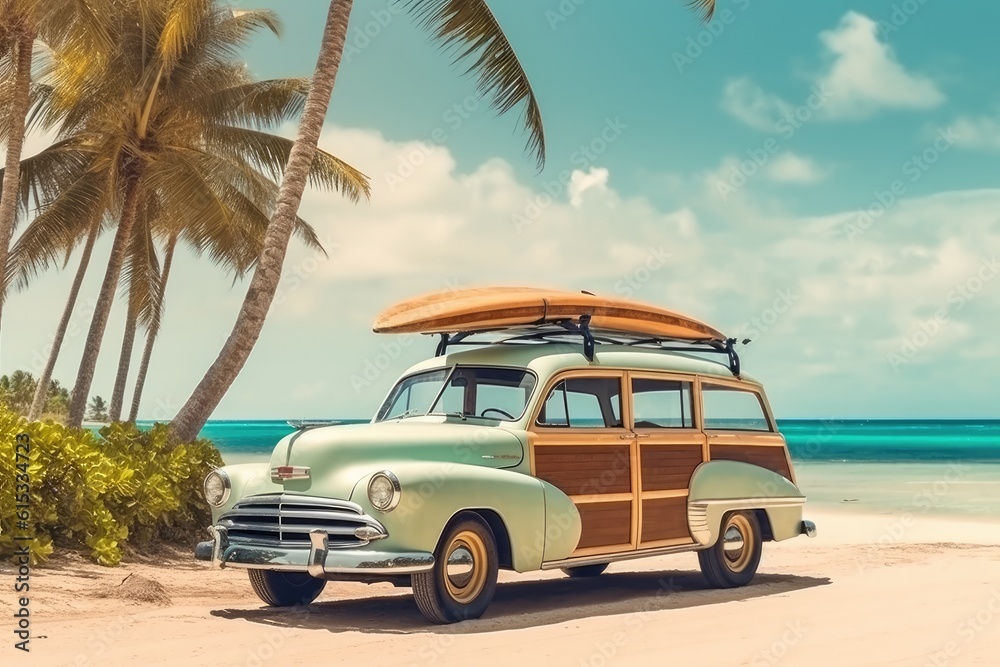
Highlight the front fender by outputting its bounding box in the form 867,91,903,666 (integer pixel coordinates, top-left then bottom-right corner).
688,460,806,546
347,463,551,572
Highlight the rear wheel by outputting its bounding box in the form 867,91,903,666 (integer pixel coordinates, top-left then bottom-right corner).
412,513,499,623
561,563,609,578
698,511,762,588
248,570,326,607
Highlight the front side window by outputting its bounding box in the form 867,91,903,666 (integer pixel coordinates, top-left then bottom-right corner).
537,377,623,428
376,366,536,422
632,378,694,428
702,384,771,431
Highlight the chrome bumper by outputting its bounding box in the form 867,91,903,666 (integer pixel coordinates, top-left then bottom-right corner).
195,526,434,576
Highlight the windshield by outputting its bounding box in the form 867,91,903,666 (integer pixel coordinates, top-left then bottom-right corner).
376,366,537,422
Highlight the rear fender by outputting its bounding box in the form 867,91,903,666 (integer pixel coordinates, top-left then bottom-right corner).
688,460,806,546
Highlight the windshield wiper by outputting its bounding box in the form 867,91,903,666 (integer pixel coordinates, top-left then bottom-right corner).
391,408,425,420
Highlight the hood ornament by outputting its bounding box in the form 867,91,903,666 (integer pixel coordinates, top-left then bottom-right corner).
287,420,342,431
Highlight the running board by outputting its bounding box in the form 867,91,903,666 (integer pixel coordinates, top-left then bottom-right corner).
541,541,699,570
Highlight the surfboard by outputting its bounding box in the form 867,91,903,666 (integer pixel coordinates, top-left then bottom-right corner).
372,287,727,342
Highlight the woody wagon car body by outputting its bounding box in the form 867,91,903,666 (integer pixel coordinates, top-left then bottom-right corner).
196,287,816,623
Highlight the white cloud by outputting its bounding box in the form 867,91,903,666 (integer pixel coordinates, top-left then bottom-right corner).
949,110,1000,152
816,11,945,119
765,153,827,184
721,12,945,128
6,125,999,420
720,78,793,132
568,167,609,207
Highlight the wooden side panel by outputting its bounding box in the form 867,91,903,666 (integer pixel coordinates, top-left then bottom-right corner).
640,444,703,491
576,501,633,549
710,444,792,479
640,496,690,543
533,445,632,496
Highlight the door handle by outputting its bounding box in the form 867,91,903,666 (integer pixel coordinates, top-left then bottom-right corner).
620,433,650,439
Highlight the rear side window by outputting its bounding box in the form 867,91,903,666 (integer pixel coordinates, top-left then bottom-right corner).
702,385,770,431
632,378,694,428
537,377,623,428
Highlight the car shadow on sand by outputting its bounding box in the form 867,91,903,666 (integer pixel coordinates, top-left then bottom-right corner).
211,569,831,634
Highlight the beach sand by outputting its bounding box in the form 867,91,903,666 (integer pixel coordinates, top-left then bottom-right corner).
2,506,998,666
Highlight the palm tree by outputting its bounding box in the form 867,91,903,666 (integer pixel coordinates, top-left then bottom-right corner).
107,212,158,422
109,154,327,422
169,0,551,442
127,231,176,422
0,0,110,330
7,1,368,427
24,211,100,420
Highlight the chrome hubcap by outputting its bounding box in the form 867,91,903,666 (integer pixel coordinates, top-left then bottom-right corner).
446,546,475,587
722,515,753,572
443,531,488,603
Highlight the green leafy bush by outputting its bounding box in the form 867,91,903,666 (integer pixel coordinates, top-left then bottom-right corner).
0,407,222,566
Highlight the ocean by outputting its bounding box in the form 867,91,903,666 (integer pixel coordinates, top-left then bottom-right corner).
155,419,1000,517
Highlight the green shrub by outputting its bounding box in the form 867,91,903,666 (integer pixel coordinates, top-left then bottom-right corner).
0,407,222,566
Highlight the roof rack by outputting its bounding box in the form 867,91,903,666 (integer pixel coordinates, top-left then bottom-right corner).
433,314,744,376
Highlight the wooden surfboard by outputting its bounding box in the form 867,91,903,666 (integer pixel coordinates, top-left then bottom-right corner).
372,287,727,342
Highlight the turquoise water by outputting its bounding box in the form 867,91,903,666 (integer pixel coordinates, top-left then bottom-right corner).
144,419,1000,464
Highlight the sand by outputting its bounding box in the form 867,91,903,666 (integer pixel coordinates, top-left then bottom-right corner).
2,506,998,667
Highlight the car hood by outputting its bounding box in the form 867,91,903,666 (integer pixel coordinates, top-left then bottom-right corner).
269,418,525,475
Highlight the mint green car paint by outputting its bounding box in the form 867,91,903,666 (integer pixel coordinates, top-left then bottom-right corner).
206,342,811,579
688,460,806,545
348,462,548,571
537,480,583,562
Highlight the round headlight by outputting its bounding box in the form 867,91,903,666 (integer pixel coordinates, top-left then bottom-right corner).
367,471,400,512
204,469,231,507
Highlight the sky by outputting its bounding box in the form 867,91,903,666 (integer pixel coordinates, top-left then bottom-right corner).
3,0,1000,421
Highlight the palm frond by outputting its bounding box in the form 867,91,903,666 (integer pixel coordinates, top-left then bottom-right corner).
118,200,161,327
5,168,109,290
406,0,545,169
228,8,282,40
203,125,370,201
687,0,716,22
0,138,94,217
154,146,325,269
31,0,115,57
193,77,310,130
157,0,211,72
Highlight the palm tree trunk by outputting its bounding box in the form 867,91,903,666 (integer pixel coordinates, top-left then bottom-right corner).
27,215,102,421
0,29,35,332
67,175,143,427
169,0,354,443
128,234,176,423
107,306,137,422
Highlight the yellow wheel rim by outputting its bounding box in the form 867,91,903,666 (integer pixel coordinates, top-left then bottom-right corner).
722,514,754,573
443,530,488,604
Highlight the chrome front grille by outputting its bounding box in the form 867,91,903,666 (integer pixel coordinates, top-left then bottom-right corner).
219,494,383,548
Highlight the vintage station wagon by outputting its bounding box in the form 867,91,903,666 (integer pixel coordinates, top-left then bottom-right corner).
196,288,816,623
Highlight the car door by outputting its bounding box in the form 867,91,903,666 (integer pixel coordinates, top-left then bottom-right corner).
528,370,637,557
628,372,705,548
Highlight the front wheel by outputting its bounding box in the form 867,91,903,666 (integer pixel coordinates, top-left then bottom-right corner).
698,511,762,588
248,570,326,607
412,513,499,623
